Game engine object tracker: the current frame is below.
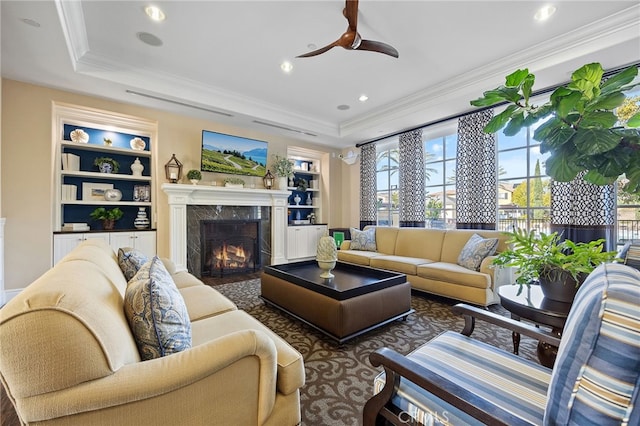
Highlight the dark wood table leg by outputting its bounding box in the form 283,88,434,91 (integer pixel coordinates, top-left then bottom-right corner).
536,326,562,368
510,313,520,355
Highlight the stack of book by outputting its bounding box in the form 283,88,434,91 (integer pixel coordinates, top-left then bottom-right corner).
61,153,80,171
62,223,90,232
61,184,78,201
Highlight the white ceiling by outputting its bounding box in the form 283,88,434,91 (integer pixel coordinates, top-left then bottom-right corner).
2,1,639,149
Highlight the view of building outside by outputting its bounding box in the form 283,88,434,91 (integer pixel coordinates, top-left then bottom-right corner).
376,138,400,226
424,134,457,229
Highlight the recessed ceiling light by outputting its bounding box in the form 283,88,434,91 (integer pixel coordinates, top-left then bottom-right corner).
281,61,293,73
337,104,350,110
144,5,166,22
534,5,556,21
20,18,41,27
137,32,163,47
307,43,317,50
358,95,369,102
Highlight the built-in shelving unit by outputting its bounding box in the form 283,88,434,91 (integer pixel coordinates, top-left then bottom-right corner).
52,102,158,263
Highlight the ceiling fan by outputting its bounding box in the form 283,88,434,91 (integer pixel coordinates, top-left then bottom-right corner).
296,0,399,58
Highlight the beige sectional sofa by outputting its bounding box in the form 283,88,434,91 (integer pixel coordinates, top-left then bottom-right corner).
0,239,304,425
338,227,512,306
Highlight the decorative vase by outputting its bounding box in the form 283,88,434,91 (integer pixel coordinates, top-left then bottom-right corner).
316,232,338,278
134,207,150,229
306,194,312,205
98,162,113,173
539,268,582,303
130,158,144,176
103,188,122,202
294,194,301,205
275,176,286,190
289,177,295,187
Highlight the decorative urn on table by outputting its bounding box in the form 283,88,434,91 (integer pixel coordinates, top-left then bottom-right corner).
316,231,338,279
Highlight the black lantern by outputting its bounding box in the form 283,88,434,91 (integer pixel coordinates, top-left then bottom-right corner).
263,170,275,189
165,154,183,183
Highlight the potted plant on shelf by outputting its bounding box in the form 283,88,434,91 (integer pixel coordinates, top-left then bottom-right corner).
295,178,309,192
272,155,294,190
187,169,202,185
470,63,640,194
224,177,245,188
89,207,124,230
492,228,619,302
93,157,120,174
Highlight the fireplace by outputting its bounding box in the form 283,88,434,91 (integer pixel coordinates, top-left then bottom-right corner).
200,220,261,277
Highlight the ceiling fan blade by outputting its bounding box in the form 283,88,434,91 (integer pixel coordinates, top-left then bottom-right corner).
296,41,339,58
344,0,359,32
357,39,399,58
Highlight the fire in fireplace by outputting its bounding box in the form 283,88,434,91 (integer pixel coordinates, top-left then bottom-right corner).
200,220,261,277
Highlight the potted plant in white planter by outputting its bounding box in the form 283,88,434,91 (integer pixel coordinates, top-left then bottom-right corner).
187,169,202,185
224,177,245,188
272,155,294,190
492,229,619,302
93,157,120,174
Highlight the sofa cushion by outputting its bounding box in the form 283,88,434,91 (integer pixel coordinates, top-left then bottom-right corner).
124,256,192,360
457,233,498,271
394,228,446,261
191,310,305,396
370,256,435,276
350,227,377,251
180,285,237,321
624,243,640,270
118,247,149,281
417,262,491,289
172,270,205,289
337,250,383,266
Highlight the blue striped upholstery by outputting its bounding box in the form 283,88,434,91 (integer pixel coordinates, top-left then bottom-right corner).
544,263,640,425
374,331,552,425
624,244,640,271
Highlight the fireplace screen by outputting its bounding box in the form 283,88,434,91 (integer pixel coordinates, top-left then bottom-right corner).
200,220,261,277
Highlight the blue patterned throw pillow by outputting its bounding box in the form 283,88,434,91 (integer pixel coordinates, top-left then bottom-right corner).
457,233,499,271
349,227,377,251
124,256,192,360
118,247,149,281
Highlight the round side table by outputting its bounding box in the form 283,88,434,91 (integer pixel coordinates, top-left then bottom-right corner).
498,284,571,368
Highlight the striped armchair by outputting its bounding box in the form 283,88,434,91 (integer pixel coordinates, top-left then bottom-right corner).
363,263,640,426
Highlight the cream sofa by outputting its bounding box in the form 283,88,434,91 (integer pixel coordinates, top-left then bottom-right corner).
0,239,304,425
338,227,512,306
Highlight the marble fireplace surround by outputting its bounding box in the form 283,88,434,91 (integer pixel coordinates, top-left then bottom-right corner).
162,184,290,273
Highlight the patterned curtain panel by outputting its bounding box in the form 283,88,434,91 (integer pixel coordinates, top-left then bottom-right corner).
359,142,377,230
550,172,615,251
399,129,425,227
455,110,497,230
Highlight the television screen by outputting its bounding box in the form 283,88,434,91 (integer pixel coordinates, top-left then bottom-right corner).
201,130,268,177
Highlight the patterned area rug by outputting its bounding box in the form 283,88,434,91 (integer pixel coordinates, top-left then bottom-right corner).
214,279,539,426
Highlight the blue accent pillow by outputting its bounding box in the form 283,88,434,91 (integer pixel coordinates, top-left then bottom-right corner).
350,227,377,251
118,247,149,281
457,233,499,271
124,256,192,360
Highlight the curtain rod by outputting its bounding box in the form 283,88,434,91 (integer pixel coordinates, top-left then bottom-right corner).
355,61,640,148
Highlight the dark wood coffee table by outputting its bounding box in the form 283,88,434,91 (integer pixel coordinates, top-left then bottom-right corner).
499,284,571,367
261,261,413,343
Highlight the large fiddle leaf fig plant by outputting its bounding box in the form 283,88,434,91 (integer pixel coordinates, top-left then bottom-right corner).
470,63,640,194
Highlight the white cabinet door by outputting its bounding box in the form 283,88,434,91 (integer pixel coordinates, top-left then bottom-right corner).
287,227,305,260
53,233,110,265
307,225,328,258
287,225,327,260
110,231,156,258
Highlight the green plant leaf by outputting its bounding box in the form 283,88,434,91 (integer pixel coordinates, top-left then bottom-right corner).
571,63,604,87
573,128,621,154
580,111,618,129
556,91,582,118
533,117,563,142
583,169,617,186
483,105,518,133
545,150,583,182
503,111,525,136
600,65,638,95
539,127,575,149
521,74,535,103
585,91,626,112
505,69,530,87
627,112,640,128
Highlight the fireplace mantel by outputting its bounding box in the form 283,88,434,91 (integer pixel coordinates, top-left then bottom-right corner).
162,183,290,271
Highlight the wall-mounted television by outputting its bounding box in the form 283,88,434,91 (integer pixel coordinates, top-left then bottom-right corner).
201,130,268,177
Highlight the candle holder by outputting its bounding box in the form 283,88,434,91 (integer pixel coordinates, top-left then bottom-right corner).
164,154,183,183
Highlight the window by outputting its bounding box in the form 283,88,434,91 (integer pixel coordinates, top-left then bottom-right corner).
424,127,457,229
497,116,551,235
376,137,400,226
